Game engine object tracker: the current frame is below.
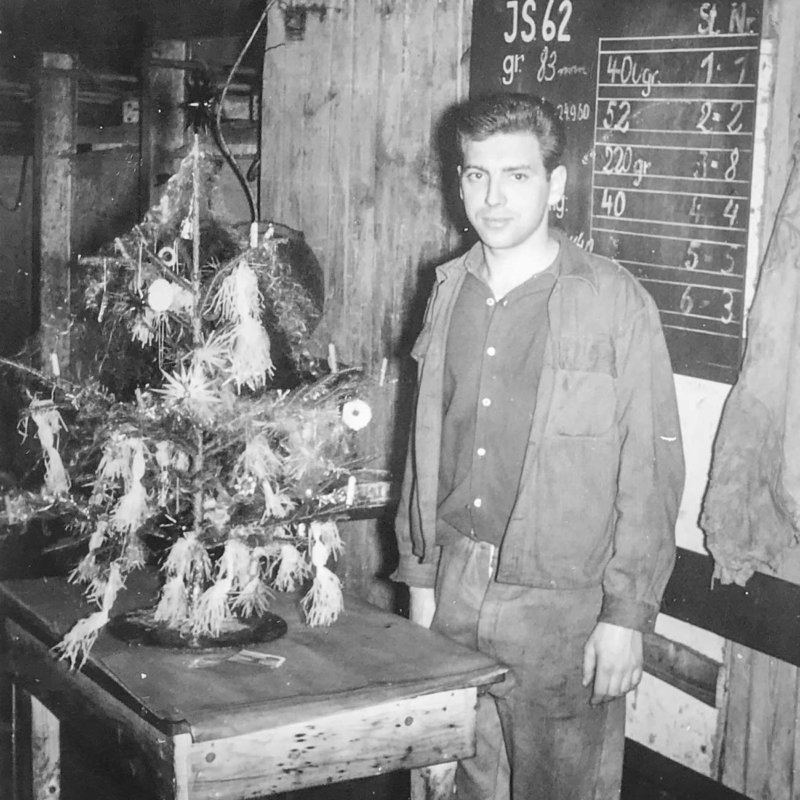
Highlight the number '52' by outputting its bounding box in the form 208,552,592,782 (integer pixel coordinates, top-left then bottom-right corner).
504,0,574,44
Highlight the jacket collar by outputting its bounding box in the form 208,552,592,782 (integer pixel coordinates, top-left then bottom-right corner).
435,228,599,292
555,229,599,292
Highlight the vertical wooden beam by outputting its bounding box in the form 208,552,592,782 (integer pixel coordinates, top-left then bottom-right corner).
141,40,187,211
172,731,193,800
33,52,76,375
763,658,798,800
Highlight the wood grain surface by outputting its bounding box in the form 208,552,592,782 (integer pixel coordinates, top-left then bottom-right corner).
0,574,505,743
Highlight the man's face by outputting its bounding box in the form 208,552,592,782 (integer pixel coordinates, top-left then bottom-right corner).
459,131,566,252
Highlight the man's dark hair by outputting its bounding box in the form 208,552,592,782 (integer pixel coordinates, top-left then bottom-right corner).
453,93,566,176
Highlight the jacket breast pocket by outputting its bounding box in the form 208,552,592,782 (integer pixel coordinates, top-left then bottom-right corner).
547,370,616,437
545,335,617,437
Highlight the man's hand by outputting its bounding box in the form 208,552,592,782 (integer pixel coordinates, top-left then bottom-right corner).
409,586,437,628
582,622,643,705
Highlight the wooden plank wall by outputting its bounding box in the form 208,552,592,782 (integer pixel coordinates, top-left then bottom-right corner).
713,0,800,797
259,0,472,606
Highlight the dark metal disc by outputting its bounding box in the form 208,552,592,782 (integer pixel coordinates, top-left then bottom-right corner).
107,606,288,650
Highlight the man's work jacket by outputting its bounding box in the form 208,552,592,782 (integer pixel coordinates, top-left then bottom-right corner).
393,234,685,633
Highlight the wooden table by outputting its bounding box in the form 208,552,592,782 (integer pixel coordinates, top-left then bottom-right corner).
0,574,505,800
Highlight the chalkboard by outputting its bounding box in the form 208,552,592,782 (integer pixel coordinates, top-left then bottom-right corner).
469,0,765,384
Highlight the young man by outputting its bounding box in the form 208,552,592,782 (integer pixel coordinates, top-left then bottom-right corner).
393,93,684,799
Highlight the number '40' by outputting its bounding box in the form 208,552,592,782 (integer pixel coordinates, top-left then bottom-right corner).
504,0,574,44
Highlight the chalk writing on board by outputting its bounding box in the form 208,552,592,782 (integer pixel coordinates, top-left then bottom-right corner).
590,31,758,380
469,0,764,384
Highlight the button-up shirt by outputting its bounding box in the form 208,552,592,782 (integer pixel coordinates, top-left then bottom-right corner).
438,256,557,545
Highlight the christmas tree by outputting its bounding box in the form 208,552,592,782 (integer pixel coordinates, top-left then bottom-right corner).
1,134,389,668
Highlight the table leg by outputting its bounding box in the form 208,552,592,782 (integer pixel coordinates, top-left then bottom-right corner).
172,731,193,800
409,761,457,800
29,693,60,800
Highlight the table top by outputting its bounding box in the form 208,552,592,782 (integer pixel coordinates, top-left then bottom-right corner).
0,573,505,742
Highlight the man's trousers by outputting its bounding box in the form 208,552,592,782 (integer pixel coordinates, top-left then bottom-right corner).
430,536,626,800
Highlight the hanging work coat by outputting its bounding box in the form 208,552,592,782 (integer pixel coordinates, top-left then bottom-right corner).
702,147,800,585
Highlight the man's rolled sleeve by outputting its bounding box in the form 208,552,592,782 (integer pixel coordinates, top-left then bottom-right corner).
392,505,439,587
598,594,659,633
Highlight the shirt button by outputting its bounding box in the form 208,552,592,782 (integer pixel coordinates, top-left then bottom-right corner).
486,298,495,307
477,447,486,457
481,397,491,407
473,498,482,508
486,346,496,356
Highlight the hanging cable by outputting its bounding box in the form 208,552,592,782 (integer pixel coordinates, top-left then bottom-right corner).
212,0,276,227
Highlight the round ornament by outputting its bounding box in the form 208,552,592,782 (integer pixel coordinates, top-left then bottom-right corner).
342,399,372,431
148,278,176,312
